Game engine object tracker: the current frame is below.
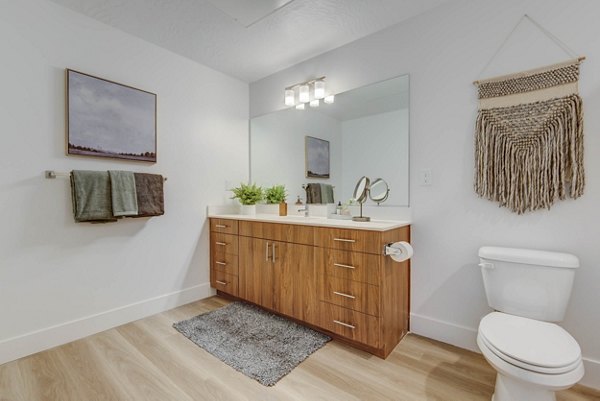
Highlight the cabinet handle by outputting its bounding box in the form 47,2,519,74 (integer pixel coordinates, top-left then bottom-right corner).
215,242,227,246
333,291,356,299
334,238,356,243
272,244,276,262
333,320,355,329
265,242,270,262
215,224,228,228
334,263,355,270
216,280,227,286
215,261,227,266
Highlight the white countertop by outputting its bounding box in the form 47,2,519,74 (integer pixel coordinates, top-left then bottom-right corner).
208,213,410,231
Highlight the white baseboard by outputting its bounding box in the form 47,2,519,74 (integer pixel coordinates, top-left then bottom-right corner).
0,283,213,365
410,312,479,352
580,357,600,389
410,313,600,390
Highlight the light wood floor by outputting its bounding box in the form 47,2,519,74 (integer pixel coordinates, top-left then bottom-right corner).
1,297,598,401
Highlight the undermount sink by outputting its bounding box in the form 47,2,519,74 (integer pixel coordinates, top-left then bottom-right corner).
280,215,325,221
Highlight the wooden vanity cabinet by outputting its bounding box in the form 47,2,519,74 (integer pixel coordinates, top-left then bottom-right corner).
209,217,410,358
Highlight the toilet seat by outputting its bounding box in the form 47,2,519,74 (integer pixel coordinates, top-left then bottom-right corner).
479,312,582,375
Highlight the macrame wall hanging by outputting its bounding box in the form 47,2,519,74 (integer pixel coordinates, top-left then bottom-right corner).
473,15,585,214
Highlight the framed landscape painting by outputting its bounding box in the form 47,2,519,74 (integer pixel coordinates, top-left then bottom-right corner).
305,136,330,178
66,69,157,162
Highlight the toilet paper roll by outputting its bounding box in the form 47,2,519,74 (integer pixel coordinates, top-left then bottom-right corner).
386,241,414,262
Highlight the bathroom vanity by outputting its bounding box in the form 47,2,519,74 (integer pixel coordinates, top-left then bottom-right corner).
209,214,411,358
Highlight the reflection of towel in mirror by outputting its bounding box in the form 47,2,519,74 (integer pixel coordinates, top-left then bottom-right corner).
70,170,118,223
109,171,139,217
306,183,321,204
133,173,164,217
320,184,334,204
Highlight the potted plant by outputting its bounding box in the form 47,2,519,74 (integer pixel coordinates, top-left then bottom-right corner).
264,184,288,216
230,183,263,215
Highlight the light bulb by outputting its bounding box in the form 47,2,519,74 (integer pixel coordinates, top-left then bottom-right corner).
310,99,319,107
295,103,305,110
324,94,335,104
299,85,310,103
314,80,325,99
284,89,295,106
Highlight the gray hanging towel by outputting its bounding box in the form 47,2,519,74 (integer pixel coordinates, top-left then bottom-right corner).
109,170,138,217
320,184,334,204
306,183,322,204
133,173,164,217
70,170,117,222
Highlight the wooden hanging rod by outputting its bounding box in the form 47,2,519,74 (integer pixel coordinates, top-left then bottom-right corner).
44,170,167,181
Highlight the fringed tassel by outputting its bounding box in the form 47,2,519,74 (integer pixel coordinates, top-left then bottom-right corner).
474,94,584,214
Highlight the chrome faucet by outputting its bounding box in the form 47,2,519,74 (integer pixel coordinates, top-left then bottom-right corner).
297,207,309,217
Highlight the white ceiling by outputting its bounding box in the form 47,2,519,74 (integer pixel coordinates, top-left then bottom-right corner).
48,0,450,83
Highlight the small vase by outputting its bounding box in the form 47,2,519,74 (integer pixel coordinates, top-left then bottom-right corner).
279,202,288,216
240,204,256,216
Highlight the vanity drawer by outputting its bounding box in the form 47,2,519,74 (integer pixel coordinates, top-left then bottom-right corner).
212,270,238,297
317,248,380,285
211,233,239,255
210,218,238,235
319,302,380,347
315,227,382,254
239,221,313,246
212,252,239,276
321,276,380,316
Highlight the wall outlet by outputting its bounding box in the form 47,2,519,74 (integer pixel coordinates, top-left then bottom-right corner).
419,169,432,186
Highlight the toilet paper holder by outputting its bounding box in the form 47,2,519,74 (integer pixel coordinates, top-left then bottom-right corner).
383,241,413,262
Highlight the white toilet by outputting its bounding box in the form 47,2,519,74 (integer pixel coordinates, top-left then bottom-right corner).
477,246,584,401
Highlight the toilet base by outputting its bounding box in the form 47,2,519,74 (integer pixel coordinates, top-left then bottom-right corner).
493,374,556,401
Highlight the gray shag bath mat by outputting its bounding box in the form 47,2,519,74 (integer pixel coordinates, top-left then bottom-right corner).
173,302,331,386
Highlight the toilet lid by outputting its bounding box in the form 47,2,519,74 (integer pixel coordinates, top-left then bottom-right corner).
479,312,581,369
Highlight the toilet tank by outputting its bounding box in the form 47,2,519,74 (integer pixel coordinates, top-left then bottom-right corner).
478,246,579,322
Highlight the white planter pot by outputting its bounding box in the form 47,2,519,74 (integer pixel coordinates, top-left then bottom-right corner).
240,204,257,215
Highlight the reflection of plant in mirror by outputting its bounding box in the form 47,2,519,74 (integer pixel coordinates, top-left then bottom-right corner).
230,183,263,205
264,185,288,204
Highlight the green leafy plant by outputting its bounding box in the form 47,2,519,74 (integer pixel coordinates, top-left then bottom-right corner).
264,184,288,204
230,183,263,205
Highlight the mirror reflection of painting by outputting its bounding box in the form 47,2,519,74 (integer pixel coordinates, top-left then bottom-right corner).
67,69,157,162
305,136,330,178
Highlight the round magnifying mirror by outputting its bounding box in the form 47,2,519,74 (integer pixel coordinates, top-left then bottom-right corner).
352,176,370,203
369,178,390,204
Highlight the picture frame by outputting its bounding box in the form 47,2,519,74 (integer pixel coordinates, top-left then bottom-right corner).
305,136,330,178
66,69,157,162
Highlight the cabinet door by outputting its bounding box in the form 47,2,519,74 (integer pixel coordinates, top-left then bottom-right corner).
274,242,318,325
239,237,274,309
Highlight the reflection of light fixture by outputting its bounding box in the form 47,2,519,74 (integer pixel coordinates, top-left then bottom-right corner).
284,89,295,106
283,77,333,108
298,85,309,103
314,80,325,99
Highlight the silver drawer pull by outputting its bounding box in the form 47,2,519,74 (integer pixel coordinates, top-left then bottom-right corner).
333,320,355,329
215,242,227,246
334,263,355,270
215,224,228,228
216,280,227,285
333,291,356,299
215,261,227,266
333,238,356,243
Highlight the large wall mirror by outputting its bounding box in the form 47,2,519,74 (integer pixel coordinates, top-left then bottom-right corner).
250,74,409,207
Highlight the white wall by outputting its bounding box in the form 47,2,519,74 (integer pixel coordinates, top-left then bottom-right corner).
250,0,600,388
0,0,248,363
341,109,409,205
251,108,342,204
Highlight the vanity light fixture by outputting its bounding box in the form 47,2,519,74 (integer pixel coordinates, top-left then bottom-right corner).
284,76,333,108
